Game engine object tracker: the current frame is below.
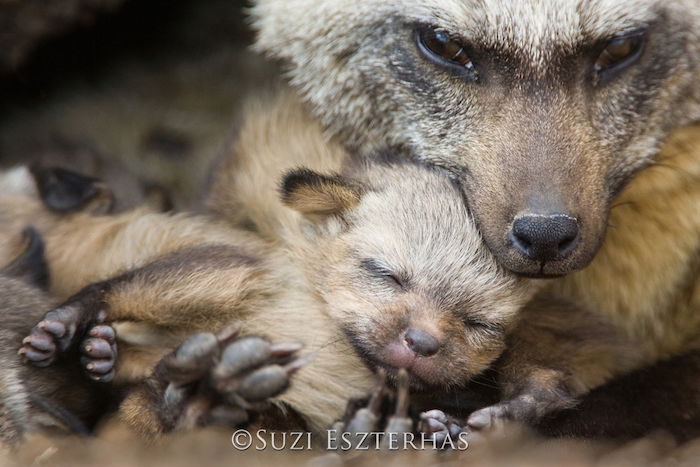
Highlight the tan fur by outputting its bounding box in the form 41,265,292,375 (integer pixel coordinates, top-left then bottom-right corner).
207,92,349,240
551,123,700,364
4,190,376,435
209,92,700,428
8,92,696,438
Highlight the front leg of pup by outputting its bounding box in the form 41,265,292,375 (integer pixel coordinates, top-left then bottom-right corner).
121,327,303,437
20,244,267,382
466,367,576,430
466,296,638,432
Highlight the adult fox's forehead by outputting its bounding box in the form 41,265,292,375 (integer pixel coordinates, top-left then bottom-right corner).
390,0,658,67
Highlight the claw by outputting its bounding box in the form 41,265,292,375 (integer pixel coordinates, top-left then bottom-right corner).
270,341,304,357
343,371,386,437
22,333,55,353
38,319,66,338
420,416,447,435
81,357,114,375
421,409,448,425
81,338,113,358
467,404,507,430
381,369,413,446
215,325,240,347
20,348,53,366
89,324,115,343
282,355,307,375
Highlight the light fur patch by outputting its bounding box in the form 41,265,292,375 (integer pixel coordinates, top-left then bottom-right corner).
0,166,37,198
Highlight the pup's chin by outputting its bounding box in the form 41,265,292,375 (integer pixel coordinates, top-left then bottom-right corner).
376,343,443,390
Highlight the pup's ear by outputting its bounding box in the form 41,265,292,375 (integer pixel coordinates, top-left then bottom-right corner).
280,168,364,219
30,166,114,215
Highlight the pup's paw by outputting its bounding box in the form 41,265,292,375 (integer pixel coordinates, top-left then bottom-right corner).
80,323,118,382
19,285,109,374
156,327,304,431
330,370,415,450
418,409,464,445
467,368,577,432
20,305,96,367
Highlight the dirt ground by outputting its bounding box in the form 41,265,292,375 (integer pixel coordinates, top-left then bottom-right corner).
5,422,700,467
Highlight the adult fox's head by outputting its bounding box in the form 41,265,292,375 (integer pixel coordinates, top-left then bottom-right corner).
252,0,700,276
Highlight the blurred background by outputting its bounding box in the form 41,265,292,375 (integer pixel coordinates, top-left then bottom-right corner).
0,0,279,210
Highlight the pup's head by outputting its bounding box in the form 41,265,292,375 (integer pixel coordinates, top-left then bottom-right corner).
254,0,700,276
281,158,538,389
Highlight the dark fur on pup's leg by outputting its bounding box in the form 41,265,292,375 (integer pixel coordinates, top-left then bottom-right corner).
466,368,577,431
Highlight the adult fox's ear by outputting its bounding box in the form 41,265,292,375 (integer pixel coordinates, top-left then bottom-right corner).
280,168,365,220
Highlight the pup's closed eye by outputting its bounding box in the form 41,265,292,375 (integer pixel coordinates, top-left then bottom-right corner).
360,259,405,289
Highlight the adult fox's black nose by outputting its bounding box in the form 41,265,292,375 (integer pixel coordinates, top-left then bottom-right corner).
509,214,579,262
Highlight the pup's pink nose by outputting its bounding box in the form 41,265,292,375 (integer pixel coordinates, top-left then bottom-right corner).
403,328,440,357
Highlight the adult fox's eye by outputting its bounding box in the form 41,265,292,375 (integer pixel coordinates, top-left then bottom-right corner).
593,32,645,81
417,26,479,79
